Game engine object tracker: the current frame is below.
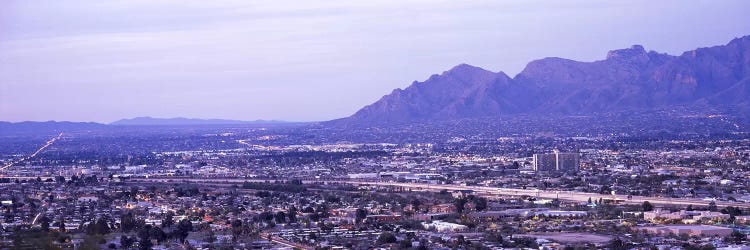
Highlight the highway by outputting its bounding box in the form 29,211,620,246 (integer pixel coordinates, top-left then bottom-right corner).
30,203,48,225
1,133,63,171
126,177,750,209
260,232,314,250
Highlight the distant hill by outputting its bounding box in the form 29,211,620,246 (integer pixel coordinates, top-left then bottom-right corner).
110,117,289,126
0,121,107,136
0,117,293,136
337,35,750,124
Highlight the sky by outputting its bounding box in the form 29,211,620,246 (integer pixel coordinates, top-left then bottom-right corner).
1,0,749,123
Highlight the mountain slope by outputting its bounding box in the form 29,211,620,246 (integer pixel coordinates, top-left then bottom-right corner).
341,35,750,124
350,64,530,122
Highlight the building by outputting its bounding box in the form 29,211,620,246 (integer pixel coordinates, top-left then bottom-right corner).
366,214,402,222
533,153,557,172
533,151,579,172
535,210,587,218
77,195,99,203
556,152,579,172
430,204,457,213
736,215,750,224
422,221,468,232
644,210,730,223
347,173,379,179
639,225,733,237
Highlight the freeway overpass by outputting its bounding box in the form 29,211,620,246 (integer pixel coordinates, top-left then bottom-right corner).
126,177,750,209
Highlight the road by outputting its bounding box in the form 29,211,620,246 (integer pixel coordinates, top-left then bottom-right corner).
125,177,750,209
259,232,314,250
1,133,63,171
331,181,750,209
30,202,49,226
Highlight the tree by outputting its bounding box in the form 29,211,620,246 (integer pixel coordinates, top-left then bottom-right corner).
320,223,334,233
139,238,152,250
137,225,154,250
730,231,746,243
642,201,654,212
455,198,468,214
95,217,110,235
12,230,58,249
150,226,167,244
699,244,717,250
39,216,51,232
356,208,368,223
302,206,314,213
474,197,488,211
162,211,174,228
377,232,397,244
720,206,742,216
121,212,136,233
231,219,243,240
137,225,152,242
708,201,718,212
288,206,298,223
81,235,104,250
411,199,422,212
399,239,412,249
484,232,503,244
175,219,193,243
275,211,286,224
456,235,466,247
607,237,627,250
205,230,217,244
317,204,330,218
120,235,135,248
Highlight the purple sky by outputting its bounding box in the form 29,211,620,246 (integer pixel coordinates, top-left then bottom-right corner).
1,0,749,123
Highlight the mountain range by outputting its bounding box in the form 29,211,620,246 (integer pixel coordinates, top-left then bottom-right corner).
110,117,287,126
0,118,291,136
338,35,750,124
3,36,750,132
0,121,107,135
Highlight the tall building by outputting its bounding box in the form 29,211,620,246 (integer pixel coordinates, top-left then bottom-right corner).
556,152,579,172
533,151,579,172
533,153,557,172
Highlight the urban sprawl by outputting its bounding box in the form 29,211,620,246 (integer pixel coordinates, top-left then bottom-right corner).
1,120,749,250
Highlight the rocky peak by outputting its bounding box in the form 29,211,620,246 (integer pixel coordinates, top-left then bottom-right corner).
606,45,650,64
444,63,493,77
728,35,750,46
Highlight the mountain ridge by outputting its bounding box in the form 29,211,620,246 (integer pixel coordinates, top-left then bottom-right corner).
338,35,750,125
110,116,289,126
0,117,295,136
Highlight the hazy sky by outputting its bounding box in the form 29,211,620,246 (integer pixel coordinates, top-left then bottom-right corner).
1,0,749,123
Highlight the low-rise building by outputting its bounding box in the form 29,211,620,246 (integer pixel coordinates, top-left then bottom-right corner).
639,225,733,237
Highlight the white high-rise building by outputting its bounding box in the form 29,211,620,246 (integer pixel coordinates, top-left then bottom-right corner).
533,150,579,172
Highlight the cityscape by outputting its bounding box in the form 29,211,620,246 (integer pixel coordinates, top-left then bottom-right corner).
2,1,750,250
1,113,749,249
